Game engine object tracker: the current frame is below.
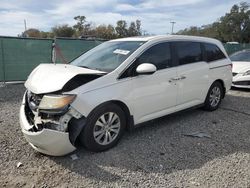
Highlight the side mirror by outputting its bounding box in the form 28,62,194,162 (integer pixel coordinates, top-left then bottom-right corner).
136,63,157,75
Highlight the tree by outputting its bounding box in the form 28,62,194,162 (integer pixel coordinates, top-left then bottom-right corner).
73,15,94,37
40,31,54,38
52,24,75,37
115,20,128,37
219,2,250,42
73,15,86,36
178,2,250,43
115,20,142,38
95,24,117,39
136,20,142,35
22,28,41,37
18,16,144,39
128,22,137,36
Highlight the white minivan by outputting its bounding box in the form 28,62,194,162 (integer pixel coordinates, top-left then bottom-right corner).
20,35,232,156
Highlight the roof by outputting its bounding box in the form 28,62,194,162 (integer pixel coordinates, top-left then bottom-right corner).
111,35,221,45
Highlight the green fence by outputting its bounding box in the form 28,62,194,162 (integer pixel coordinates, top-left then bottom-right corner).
224,43,250,55
55,38,103,64
1,36,250,82
0,37,53,81
0,37,104,82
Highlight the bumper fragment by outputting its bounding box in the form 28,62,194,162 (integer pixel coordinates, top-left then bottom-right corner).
20,104,76,156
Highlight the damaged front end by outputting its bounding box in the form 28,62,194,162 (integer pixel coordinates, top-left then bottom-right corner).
19,64,106,156
20,91,85,156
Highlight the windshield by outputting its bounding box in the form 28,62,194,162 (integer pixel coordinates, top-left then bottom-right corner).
71,41,145,72
230,51,250,62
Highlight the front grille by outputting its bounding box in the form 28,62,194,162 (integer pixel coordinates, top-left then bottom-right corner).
233,81,250,86
232,72,238,77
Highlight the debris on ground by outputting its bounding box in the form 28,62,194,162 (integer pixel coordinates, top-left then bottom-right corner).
183,131,211,138
159,164,163,170
16,162,23,168
70,154,79,161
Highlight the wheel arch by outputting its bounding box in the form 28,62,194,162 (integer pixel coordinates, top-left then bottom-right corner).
109,100,134,131
86,100,134,131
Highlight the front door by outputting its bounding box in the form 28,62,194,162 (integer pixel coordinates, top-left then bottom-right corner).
129,42,178,124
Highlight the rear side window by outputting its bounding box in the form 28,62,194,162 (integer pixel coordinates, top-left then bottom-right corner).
204,43,226,62
137,42,172,70
175,42,202,65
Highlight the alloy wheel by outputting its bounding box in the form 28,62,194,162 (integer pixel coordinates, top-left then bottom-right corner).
209,86,221,107
93,112,121,145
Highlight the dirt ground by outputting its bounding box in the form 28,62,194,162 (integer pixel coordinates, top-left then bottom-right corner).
0,84,249,188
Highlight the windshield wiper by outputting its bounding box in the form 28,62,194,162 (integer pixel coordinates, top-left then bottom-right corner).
79,65,92,69
79,65,108,73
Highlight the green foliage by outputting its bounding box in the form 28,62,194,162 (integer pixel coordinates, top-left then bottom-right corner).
115,20,128,37
19,16,142,39
51,24,75,37
95,24,117,39
128,20,142,36
73,15,86,35
21,28,41,38
115,19,142,38
178,2,250,43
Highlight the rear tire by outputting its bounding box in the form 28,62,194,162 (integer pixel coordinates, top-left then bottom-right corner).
79,103,126,152
203,81,223,111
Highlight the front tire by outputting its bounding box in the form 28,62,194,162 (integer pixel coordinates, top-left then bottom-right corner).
79,103,126,152
203,81,223,111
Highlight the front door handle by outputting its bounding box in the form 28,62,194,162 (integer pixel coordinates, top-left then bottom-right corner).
169,77,179,83
169,76,186,83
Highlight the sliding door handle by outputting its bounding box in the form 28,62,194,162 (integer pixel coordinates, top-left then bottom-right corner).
169,78,179,83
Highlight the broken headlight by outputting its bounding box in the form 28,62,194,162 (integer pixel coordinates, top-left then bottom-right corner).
39,94,76,114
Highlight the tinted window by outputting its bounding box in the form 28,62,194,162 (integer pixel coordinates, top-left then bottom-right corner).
204,43,226,62
230,51,250,62
175,42,202,65
136,42,172,70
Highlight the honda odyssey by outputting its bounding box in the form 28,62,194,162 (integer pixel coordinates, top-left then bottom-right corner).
20,35,232,156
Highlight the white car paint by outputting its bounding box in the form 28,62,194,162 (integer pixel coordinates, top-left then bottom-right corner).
25,64,105,94
20,35,232,156
232,61,250,89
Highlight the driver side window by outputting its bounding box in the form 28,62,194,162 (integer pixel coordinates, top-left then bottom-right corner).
137,42,172,70
119,42,172,79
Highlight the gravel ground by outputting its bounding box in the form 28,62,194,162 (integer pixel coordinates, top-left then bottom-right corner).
0,84,249,188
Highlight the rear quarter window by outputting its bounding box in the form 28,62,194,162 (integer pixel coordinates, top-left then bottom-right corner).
203,43,226,62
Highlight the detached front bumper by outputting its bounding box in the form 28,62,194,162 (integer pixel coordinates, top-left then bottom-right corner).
20,104,76,156
232,74,250,89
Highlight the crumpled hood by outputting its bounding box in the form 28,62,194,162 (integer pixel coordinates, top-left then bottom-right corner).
25,64,105,94
232,61,250,73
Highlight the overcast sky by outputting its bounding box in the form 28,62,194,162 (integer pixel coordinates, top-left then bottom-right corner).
0,0,242,36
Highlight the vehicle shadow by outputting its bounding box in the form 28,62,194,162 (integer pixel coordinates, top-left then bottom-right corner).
231,86,250,92
52,93,250,183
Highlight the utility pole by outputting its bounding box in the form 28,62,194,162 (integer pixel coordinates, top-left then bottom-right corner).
170,21,176,34
24,19,27,32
